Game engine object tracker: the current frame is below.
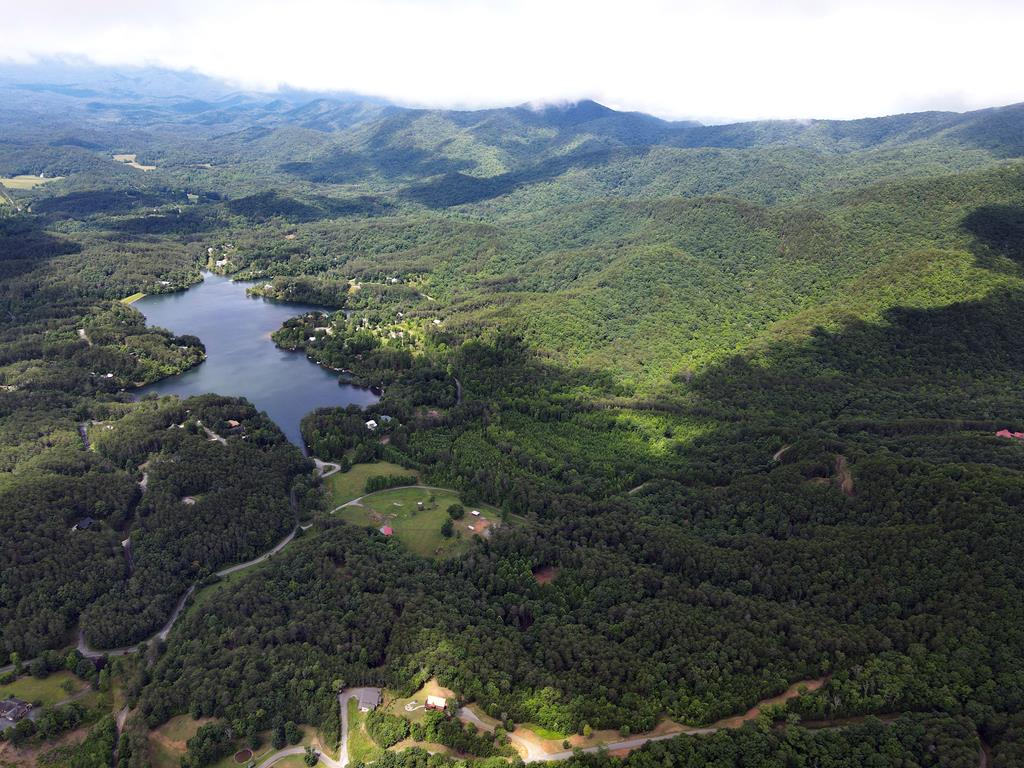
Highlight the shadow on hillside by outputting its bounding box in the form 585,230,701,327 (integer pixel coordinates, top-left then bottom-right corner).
33,189,170,217
401,145,640,208
225,190,391,223
0,217,80,283
280,145,473,184
962,204,1024,269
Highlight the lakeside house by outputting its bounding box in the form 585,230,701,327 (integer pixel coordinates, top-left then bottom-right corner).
357,689,382,712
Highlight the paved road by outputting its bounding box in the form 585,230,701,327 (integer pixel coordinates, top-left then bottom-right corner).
334,485,462,512
254,687,380,768
74,523,305,658
338,687,381,767
314,459,342,478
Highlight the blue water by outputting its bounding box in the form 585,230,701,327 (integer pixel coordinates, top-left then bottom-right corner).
135,272,377,447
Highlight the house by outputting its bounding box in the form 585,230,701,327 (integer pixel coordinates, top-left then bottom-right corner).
74,516,95,531
357,689,381,712
366,420,378,431
425,695,447,710
471,510,480,517
379,525,393,536
0,698,32,732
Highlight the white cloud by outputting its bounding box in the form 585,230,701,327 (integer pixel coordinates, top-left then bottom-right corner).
2,0,1022,122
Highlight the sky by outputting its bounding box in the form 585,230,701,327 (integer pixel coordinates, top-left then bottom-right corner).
2,0,1022,123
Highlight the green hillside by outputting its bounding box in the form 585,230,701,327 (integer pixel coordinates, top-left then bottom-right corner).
3,65,1024,766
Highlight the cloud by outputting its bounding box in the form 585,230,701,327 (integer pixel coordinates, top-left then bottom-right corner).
2,0,1022,122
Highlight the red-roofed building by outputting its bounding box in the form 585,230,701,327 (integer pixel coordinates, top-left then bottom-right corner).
379,525,393,536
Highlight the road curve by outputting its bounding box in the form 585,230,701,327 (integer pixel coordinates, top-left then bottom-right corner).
333,485,464,512
338,687,382,768
76,523,305,658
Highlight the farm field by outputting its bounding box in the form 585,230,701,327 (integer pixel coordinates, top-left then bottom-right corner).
326,461,417,507
0,671,84,706
335,486,502,558
0,174,62,189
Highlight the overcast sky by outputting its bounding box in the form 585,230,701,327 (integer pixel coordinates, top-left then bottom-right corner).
2,0,1022,122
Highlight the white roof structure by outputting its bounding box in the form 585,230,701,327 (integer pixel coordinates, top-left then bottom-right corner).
426,694,447,709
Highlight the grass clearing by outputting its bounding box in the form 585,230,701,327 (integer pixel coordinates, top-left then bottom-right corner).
326,461,417,507
347,697,384,765
386,679,457,726
0,175,62,189
521,722,570,741
113,153,157,171
0,671,84,706
336,486,501,559
120,292,147,304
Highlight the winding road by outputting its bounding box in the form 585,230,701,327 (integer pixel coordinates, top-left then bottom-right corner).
62,522,309,659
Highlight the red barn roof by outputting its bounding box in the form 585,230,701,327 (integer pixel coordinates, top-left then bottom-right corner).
380,525,393,536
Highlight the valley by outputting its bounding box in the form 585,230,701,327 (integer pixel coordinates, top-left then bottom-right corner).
0,60,1021,768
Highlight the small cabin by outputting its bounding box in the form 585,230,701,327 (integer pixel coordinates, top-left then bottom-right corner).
74,516,96,531
366,420,378,431
425,695,447,710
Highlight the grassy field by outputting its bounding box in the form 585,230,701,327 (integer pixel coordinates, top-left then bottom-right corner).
113,153,157,171
0,175,62,189
120,292,147,304
336,486,501,559
325,461,418,507
0,671,84,706
347,697,384,765
385,679,456,726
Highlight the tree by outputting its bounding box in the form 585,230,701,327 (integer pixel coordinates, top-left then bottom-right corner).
447,504,464,520
441,518,454,538
285,720,301,745
272,723,286,750
304,745,319,766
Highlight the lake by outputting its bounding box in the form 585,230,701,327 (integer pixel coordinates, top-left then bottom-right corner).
135,272,377,447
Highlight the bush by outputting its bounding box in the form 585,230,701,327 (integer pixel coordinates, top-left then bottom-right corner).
366,709,410,748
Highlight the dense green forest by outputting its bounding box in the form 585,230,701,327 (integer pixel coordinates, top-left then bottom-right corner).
2,63,1024,765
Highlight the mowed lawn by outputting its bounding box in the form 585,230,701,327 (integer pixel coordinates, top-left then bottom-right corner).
0,671,84,706
336,486,501,559
325,462,418,507
347,697,383,765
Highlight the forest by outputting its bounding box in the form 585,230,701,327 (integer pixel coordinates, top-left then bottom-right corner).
2,64,1024,766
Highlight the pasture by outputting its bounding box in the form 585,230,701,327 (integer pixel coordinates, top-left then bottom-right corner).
336,486,501,559
0,175,62,189
326,461,417,506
